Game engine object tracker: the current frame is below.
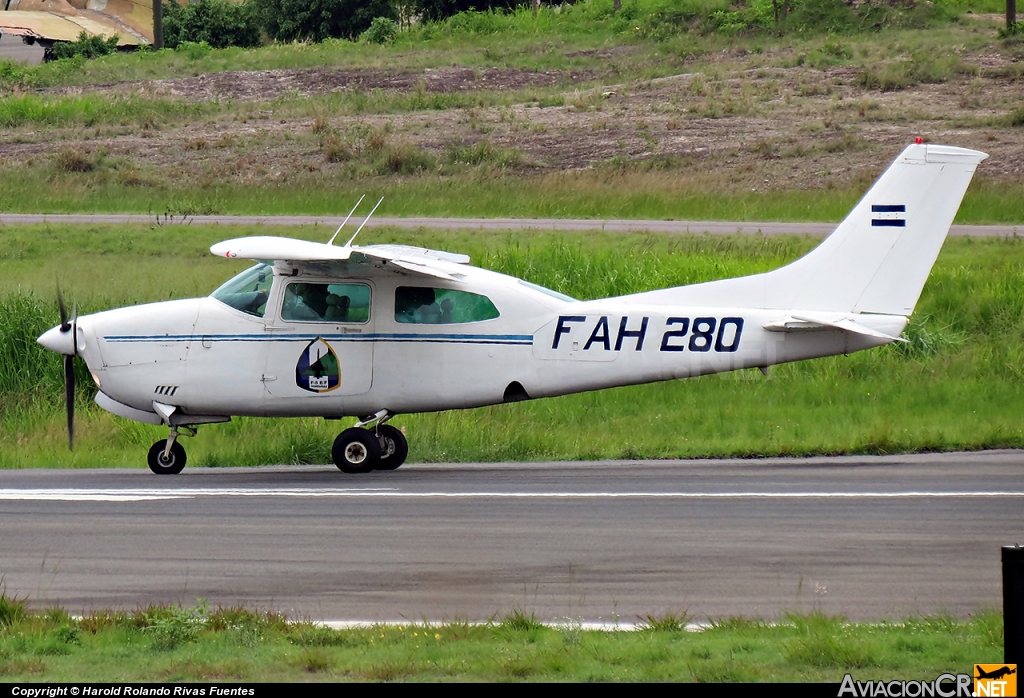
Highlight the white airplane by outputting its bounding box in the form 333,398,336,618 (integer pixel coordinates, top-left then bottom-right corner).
38,142,987,475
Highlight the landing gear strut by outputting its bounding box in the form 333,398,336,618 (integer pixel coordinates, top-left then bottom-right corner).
331,412,408,473
375,424,408,471
148,426,195,475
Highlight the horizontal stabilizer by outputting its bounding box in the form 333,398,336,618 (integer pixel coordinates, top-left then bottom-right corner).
764,313,907,342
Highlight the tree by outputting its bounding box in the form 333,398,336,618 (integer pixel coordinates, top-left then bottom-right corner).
254,0,397,42
162,0,261,50
414,0,524,23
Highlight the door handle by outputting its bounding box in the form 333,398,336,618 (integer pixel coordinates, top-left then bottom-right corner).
261,374,277,382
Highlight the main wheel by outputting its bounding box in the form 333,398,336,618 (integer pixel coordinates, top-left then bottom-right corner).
375,424,408,471
332,428,381,473
148,440,186,475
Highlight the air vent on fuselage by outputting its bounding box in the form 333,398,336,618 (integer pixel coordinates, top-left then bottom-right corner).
154,385,179,396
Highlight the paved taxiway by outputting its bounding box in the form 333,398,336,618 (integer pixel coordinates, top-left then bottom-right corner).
1,451,1021,622
0,213,1019,238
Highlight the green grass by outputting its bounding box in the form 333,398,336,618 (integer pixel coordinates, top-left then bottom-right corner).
0,161,1021,223
1,224,1023,469
0,596,1003,681
0,3,1020,224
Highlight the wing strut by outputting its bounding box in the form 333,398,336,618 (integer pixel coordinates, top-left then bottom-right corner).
343,197,384,248
327,195,366,246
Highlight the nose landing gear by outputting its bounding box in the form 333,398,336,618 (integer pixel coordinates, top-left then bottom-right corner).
148,426,196,475
331,411,408,473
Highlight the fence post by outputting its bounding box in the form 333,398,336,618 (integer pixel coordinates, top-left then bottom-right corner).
1005,545,1024,664
153,0,163,50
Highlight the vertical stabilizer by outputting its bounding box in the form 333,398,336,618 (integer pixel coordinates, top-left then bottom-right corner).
621,143,988,314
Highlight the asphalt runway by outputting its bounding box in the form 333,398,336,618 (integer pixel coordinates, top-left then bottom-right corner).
0,213,1019,237
1,451,1022,623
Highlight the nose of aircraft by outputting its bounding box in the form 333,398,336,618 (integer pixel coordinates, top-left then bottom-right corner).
38,324,77,356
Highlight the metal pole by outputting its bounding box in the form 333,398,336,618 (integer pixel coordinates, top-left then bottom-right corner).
1004,545,1024,665
153,0,163,50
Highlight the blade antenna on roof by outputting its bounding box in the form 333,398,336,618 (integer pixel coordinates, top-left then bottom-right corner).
327,194,366,246
343,196,384,248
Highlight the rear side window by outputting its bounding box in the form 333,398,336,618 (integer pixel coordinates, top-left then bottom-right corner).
395,287,499,324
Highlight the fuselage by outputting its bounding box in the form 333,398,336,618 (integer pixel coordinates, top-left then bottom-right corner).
44,261,906,424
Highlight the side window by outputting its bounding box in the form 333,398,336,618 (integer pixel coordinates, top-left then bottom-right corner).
282,282,370,323
395,287,500,324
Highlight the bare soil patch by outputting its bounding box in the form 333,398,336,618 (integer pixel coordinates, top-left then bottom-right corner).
7,55,1024,196
48,67,592,102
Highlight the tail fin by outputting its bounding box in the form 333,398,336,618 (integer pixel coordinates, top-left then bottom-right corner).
623,143,988,314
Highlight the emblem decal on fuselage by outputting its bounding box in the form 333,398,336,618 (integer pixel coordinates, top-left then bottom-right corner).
296,338,341,393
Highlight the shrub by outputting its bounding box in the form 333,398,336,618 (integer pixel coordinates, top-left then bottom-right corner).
52,148,94,173
376,143,435,174
143,601,210,651
0,592,27,627
174,40,213,60
416,1,524,24
50,31,119,61
163,0,261,50
360,16,399,44
0,59,27,85
253,0,397,42
322,135,353,162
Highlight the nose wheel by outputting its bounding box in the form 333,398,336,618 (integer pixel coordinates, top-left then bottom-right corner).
148,438,187,475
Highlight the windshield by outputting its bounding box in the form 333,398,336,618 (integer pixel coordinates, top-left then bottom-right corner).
211,263,273,317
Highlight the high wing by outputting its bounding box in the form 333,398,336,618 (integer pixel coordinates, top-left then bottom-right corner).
210,236,471,282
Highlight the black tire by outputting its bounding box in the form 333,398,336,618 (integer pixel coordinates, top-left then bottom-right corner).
376,424,408,471
148,440,186,475
332,428,381,473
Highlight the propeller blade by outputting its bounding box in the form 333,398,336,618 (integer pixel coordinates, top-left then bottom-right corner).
64,354,75,451
57,284,70,332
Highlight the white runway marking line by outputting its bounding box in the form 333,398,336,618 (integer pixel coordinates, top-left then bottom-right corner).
1,488,1024,502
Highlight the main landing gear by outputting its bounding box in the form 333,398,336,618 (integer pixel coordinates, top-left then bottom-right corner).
332,412,408,474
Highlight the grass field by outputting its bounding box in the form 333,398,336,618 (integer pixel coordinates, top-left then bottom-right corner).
0,596,1003,681
1,1,1023,222
1,224,1022,470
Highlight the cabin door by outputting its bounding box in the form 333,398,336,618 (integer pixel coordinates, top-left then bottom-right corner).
262,279,375,400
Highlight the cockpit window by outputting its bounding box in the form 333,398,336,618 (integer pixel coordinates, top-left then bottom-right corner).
211,263,272,318
282,282,370,323
395,287,499,324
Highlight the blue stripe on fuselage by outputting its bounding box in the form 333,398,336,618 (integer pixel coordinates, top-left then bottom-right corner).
103,333,533,346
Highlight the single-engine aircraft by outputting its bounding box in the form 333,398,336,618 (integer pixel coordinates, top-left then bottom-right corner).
38,142,987,474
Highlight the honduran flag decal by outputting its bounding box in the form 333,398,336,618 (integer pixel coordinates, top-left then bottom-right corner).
871,204,906,227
